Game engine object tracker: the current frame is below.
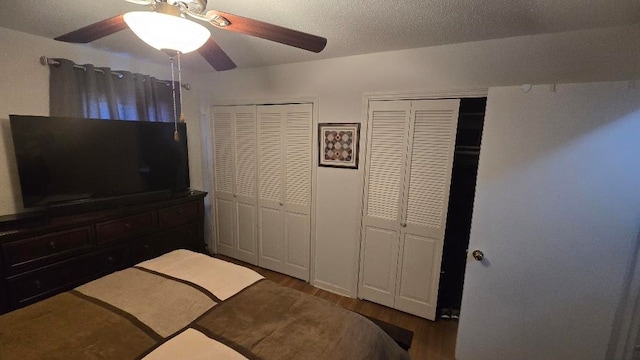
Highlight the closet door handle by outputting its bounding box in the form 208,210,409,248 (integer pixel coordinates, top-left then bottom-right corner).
400,222,407,228
279,202,284,206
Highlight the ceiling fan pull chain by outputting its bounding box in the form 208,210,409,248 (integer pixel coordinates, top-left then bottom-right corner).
170,56,180,142
177,52,185,123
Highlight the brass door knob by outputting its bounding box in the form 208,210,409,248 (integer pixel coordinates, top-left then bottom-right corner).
472,250,484,261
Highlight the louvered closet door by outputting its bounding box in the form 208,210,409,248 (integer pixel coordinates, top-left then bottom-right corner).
395,99,460,319
282,104,312,281
232,107,258,264
358,99,460,320
257,104,312,281
257,106,285,274
358,100,411,307
212,107,236,258
212,106,258,264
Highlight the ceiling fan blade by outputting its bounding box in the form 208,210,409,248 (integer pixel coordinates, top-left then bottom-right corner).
55,15,128,43
206,10,327,53
198,37,237,71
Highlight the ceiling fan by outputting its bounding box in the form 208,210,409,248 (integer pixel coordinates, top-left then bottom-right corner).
54,0,328,71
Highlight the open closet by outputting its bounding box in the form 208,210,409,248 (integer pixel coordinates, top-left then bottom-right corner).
438,97,486,320
357,96,486,321
358,98,460,320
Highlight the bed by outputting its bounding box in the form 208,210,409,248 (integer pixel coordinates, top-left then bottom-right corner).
0,249,410,360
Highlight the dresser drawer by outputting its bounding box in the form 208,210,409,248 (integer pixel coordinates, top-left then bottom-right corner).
6,246,128,308
95,212,156,244
2,227,92,272
158,201,200,228
132,222,202,264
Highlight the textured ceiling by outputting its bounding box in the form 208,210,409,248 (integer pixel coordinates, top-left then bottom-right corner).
0,0,639,72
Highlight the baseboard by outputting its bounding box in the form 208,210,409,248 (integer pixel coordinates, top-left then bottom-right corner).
312,280,354,298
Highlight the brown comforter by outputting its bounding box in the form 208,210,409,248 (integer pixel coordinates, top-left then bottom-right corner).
0,251,409,360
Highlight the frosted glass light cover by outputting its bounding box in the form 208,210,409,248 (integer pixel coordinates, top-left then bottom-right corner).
124,11,210,54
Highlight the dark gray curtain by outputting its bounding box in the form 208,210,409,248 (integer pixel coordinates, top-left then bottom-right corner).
49,58,180,122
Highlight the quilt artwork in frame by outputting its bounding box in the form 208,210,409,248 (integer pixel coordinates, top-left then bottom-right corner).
319,123,360,169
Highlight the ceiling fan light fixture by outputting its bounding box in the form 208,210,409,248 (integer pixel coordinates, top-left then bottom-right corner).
123,11,210,54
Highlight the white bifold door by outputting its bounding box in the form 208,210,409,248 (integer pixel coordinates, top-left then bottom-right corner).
211,105,259,265
256,104,312,281
211,103,313,280
358,99,459,320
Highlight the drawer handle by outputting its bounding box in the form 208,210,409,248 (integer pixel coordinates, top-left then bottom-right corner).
177,209,184,215
144,244,151,250
48,241,57,250
34,280,42,289
124,223,132,230
106,256,115,263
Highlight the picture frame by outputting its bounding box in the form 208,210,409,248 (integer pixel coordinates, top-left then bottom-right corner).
318,123,360,169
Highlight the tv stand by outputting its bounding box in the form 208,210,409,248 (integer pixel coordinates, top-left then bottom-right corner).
0,190,207,315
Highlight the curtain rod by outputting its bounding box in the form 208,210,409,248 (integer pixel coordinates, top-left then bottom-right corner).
39,56,191,91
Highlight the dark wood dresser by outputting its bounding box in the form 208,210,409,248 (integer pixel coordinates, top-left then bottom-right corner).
0,190,207,315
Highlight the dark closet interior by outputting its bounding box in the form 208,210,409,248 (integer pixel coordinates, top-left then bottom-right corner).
437,97,487,320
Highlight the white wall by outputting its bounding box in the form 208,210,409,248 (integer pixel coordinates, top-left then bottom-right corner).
0,27,205,219
456,82,640,359
196,24,640,297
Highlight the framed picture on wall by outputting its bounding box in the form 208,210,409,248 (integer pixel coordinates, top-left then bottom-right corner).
318,123,360,169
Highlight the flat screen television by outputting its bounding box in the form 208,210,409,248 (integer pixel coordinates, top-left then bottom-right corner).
10,115,190,209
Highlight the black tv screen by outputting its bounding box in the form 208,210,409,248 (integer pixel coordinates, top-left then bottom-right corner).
10,115,190,208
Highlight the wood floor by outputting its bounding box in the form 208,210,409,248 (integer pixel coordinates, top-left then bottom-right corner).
216,255,458,360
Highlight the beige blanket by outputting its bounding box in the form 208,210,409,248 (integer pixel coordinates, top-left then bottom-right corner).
0,250,409,360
